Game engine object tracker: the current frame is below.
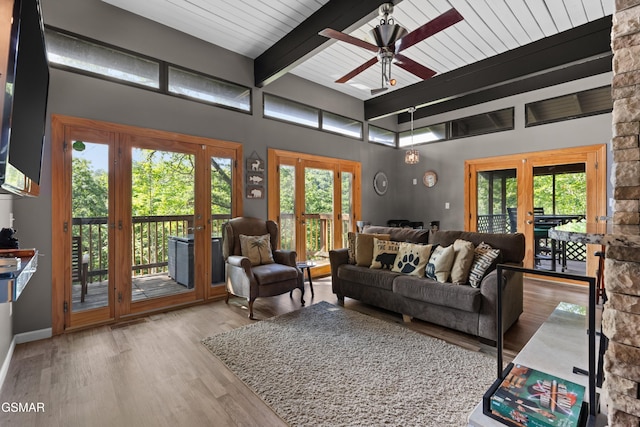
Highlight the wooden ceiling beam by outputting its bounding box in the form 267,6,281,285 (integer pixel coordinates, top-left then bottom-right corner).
395,53,612,124
369,16,612,122
254,0,405,88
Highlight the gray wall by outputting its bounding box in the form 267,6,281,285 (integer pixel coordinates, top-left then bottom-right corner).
390,73,613,230
3,0,613,339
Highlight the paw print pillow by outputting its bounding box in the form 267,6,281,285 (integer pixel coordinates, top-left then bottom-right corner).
392,242,434,277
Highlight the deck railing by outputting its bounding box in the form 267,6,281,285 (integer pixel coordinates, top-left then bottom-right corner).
476,213,586,261
279,212,351,261
72,214,231,283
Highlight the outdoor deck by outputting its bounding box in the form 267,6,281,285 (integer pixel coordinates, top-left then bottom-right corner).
71,273,205,312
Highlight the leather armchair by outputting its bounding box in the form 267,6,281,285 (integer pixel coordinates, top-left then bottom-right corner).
222,217,304,319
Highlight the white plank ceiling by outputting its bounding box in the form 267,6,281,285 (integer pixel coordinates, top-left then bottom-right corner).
102,0,612,100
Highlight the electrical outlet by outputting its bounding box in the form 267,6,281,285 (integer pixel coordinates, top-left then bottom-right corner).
412,178,417,185
445,202,450,209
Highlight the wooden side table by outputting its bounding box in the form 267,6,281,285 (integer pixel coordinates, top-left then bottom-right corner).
290,261,316,297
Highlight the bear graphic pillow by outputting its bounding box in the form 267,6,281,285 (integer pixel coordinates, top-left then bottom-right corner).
391,242,434,277
425,244,455,282
370,238,401,270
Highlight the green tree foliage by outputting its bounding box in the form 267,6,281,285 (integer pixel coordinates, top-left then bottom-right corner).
131,149,195,216
533,173,586,214
304,168,333,214
72,158,108,218
211,157,232,215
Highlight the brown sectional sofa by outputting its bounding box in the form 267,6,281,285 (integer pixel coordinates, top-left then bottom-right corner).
329,226,526,343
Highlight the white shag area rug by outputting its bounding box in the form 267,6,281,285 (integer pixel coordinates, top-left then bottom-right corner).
202,301,496,427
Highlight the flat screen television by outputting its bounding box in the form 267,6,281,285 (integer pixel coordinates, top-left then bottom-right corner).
0,0,49,196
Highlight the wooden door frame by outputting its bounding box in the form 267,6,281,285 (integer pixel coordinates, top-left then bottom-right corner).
51,115,243,335
267,149,362,277
464,144,606,279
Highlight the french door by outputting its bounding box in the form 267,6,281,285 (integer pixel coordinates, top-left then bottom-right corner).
465,145,606,279
51,115,242,333
268,149,361,276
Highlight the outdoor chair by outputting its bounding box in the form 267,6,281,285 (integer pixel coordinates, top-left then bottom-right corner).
222,217,304,319
533,207,565,270
72,236,89,302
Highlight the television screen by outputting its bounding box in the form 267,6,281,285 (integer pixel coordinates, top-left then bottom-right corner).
0,0,49,193
8,0,49,185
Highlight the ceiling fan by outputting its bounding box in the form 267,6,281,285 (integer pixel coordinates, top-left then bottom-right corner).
319,3,464,95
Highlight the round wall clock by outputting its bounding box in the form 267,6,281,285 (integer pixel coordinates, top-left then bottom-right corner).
373,171,388,195
423,170,437,188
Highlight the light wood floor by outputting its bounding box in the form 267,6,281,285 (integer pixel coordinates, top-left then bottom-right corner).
0,277,589,427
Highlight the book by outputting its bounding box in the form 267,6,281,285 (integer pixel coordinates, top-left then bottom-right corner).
489,364,585,427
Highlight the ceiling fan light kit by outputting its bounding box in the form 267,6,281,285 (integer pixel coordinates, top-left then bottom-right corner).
318,4,464,94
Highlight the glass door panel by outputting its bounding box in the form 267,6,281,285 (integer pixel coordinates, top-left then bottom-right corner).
476,169,517,234
341,171,354,248
304,166,334,264
130,148,195,301
279,164,296,251
532,164,587,274
70,141,111,313
210,155,233,285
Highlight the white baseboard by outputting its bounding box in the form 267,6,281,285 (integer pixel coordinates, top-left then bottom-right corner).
0,328,52,392
15,328,52,345
0,336,16,392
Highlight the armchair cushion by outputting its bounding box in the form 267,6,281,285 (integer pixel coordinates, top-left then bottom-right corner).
239,234,275,266
252,263,299,285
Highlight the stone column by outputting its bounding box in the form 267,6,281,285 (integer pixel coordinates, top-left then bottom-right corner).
604,1,640,425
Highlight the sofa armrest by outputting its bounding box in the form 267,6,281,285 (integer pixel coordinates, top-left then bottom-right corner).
478,264,524,342
329,249,349,296
274,249,296,267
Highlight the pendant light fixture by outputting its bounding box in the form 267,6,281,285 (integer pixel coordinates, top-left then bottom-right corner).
405,106,419,164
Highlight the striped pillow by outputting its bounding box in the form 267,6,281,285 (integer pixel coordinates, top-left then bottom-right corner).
468,242,500,288
347,232,357,264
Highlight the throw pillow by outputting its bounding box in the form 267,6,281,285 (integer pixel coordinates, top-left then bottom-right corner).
450,239,476,285
425,244,455,282
468,242,501,288
239,234,275,266
347,232,357,264
355,233,390,267
392,242,434,277
370,238,401,270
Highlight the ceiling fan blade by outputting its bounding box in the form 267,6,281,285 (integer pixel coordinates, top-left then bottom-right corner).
319,28,380,52
394,54,437,80
335,57,379,83
395,8,464,53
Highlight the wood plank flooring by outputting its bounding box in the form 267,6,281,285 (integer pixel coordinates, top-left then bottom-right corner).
0,277,589,427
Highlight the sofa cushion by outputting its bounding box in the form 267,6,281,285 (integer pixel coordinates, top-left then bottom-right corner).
370,238,401,270
468,242,501,288
362,225,430,244
457,232,524,264
355,233,390,267
252,263,298,285
450,239,475,285
429,231,525,265
392,242,434,276
425,244,455,282
393,275,482,312
338,264,400,291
